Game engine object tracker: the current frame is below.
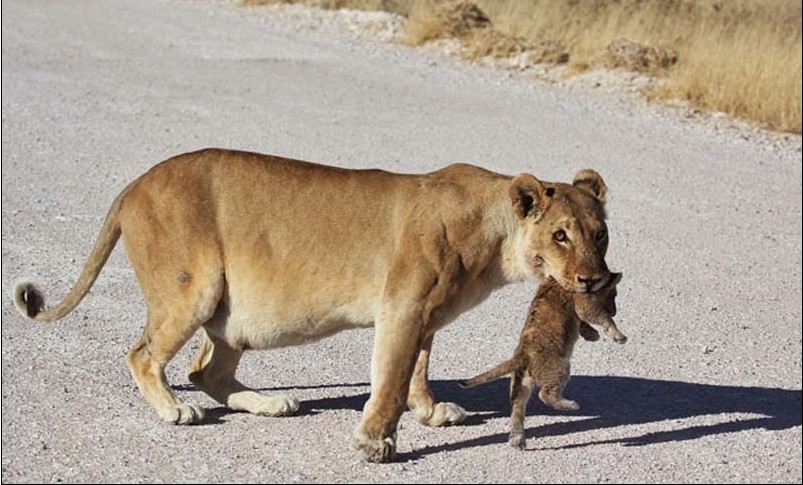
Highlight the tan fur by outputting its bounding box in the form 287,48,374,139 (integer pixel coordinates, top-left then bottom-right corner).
12,148,610,462
459,273,624,449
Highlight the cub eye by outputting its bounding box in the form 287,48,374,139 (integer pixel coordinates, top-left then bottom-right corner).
554,230,567,242
596,229,607,241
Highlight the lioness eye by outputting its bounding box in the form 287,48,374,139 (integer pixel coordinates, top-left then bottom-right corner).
554,230,566,242
596,229,607,241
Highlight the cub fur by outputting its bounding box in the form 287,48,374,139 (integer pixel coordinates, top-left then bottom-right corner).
460,273,625,449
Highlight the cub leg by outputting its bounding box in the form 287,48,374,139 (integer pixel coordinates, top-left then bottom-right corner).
599,314,628,344
537,361,579,411
508,369,534,449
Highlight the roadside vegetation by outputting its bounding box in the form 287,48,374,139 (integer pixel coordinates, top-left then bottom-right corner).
243,0,803,133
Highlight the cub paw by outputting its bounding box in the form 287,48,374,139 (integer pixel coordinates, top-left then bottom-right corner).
579,325,600,342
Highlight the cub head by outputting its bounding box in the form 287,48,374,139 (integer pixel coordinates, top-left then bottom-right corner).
508,169,610,293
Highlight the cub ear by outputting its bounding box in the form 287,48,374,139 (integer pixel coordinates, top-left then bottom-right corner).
509,173,551,220
610,272,623,285
573,169,607,203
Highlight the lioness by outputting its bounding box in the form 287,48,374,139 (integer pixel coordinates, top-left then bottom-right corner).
13,149,610,462
459,273,625,449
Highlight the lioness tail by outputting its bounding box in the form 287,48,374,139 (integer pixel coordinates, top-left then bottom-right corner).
13,185,130,322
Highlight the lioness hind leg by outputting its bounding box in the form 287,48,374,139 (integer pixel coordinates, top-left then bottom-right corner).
127,312,208,425
125,264,224,425
407,334,467,427
189,331,298,417
119,186,227,425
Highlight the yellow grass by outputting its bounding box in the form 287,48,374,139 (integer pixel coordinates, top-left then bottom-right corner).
241,0,409,14
245,0,803,133
465,0,802,133
661,24,802,132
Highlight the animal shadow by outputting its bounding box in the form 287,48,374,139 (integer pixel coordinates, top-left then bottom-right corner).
174,376,801,459
403,376,802,460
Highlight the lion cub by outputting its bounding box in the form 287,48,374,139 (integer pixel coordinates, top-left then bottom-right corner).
460,272,625,449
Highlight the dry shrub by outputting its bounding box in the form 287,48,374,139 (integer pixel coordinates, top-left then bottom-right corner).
405,0,490,45
605,39,678,73
406,1,569,63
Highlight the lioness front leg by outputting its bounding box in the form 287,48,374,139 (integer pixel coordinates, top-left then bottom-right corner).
407,334,467,427
353,278,430,462
189,331,298,416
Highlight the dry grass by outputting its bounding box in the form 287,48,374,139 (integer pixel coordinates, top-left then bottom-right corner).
658,22,802,132
241,0,409,14
245,0,803,133
464,0,802,133
405,1,572,62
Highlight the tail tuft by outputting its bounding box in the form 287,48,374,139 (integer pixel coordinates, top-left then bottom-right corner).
14,281,46,319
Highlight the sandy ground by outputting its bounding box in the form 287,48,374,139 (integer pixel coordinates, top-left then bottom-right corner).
2,0,801,482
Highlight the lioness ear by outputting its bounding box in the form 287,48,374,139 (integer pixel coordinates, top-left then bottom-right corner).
509,173,551,220
573,169,607,203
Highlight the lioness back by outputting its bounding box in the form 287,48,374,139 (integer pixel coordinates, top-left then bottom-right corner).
121,149,507,349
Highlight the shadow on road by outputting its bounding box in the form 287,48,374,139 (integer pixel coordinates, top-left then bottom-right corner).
174,376,801,460
404,376,802,461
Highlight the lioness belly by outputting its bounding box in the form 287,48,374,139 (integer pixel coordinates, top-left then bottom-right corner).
204,282,379,350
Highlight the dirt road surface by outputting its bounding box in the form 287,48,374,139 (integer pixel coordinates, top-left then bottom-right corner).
2,0,801,482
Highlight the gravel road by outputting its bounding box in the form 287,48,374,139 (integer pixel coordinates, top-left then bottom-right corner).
2,0,801,482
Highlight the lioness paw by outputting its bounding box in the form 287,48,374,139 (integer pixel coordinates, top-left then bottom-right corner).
423,402,467,427
509,433,526,449
158,403,204,425
227,391,299,417
352,431,396,463
252,395,300,417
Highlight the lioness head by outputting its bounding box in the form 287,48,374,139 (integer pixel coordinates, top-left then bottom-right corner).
508,169,610,293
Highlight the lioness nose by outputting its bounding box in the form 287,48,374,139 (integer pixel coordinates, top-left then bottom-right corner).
577,276,601,290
